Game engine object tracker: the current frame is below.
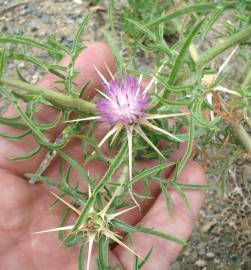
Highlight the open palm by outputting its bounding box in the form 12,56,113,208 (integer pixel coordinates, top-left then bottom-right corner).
0,43,206,270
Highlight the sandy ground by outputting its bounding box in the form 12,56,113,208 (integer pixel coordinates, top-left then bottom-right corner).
0,1,250,269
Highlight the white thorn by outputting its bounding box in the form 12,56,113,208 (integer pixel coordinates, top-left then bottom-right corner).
143,57,168,95
206,92,214,121
103,229,142,259
87,234,95,270
142,119,183,142
32,225,74,234
127,128,133,181
144,112,189,120
65,116,101,123
216,46,238,79
136,74,143,97
98,125,119,148
95,88,118,107
94,65,109,85
110,123,123,145
134,125,165,160
105,63,115,80
213,85,241,96
129,189,141,212
50,191,81,215
107,205,138,220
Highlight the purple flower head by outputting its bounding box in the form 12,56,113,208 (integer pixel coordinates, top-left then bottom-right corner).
97,76,150,125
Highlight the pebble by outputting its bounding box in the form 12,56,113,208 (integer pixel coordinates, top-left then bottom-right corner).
41,14,50,23
73,0,83,4
61,35,73,48
202,220,217,232
24,4,37,14
198,247,206,256
31,26,38,32
18,62,25,68
170,262,181,270
206,252,215,258
195,259,206,267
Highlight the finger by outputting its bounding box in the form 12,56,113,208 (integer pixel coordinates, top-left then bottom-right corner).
114,160,207,269
0,42,116,175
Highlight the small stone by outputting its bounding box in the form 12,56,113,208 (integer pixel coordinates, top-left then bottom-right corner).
18,62,25,68
73,0,83,4
195,259,206,267
171,262,180,270
60,36,73,49
31,26,38,32
206,252,215,258
25,4,37,14
202,221,217,232
198,247,206,256
41,14,50,23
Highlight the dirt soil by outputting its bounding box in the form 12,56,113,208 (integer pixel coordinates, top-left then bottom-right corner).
0,1,250,269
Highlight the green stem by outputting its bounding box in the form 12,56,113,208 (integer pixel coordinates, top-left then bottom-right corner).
0,76,96,113
146,1,245,27
196,25,251,67
241,66,251,90
189,28,251,153
232,124,251,153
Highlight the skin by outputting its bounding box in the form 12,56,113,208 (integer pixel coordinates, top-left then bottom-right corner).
0,43,207,270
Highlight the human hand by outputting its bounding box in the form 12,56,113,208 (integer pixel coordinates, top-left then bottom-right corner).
0,43,207,270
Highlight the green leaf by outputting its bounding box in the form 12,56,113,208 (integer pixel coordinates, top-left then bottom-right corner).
139,247,153,269
0,116,27,129
72,12,91,57
113,220,188,247
160,182,173,215
133,255,139,270
71,142,127,233
9,145,41,161
58,208,71,242
126,18,157,41
98,235,109,269
34,111,62,131
168,19,205,87
0,87,64,149
47,36,70,55
25,174,60,187
78,244,85,270
175,114,195,178
201,9,224,40
136,225,189,247
0,129,31,141
196,25,251,67
0,35,63,57
16,67,29,82
0,48,6,78
170,182,191,212
103,31,124,70
173,183,208,190
130,162,175,185
146,2,241,27
58,150,93,186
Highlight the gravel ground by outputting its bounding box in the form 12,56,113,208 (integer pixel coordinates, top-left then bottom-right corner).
0,1,250,269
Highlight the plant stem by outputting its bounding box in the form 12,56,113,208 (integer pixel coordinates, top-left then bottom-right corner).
232,124,251,153
230,65,251,153
189,28,251,153
241,66,251,90
196,25,251,67
0,76,96,113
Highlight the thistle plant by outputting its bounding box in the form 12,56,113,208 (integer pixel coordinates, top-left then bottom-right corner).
0,1,251,269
